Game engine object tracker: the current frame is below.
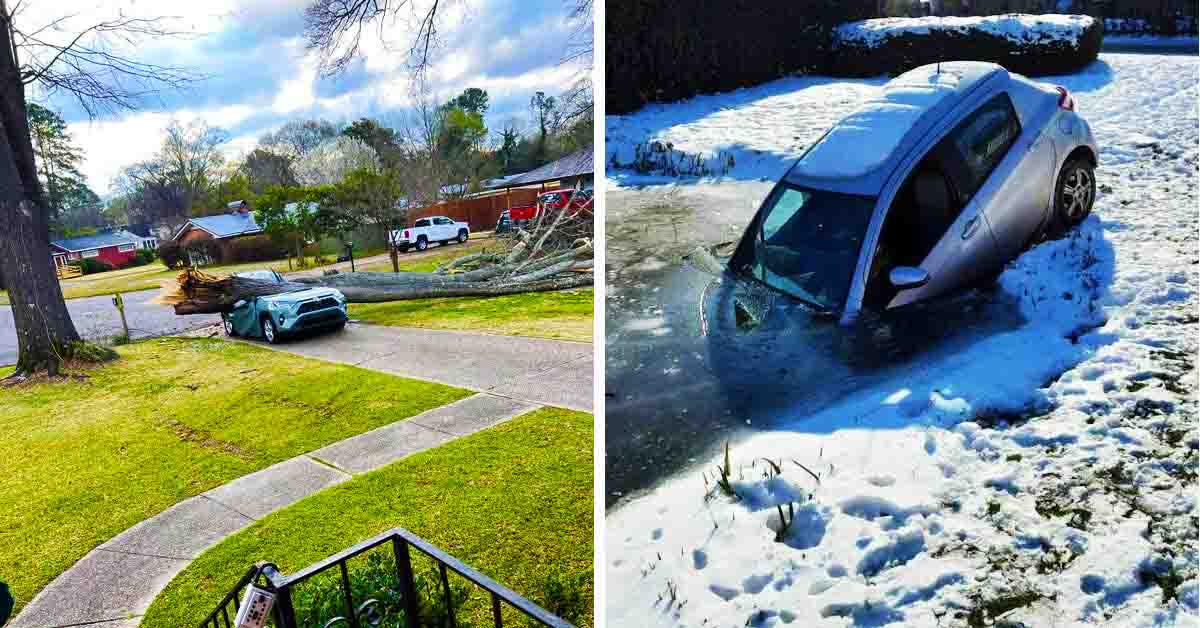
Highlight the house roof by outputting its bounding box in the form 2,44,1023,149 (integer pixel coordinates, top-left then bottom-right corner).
502,147,593,188
51,231,140,253
175,212,262,240
121,223,153,238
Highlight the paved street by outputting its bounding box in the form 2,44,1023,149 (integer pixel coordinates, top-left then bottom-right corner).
0,288,217,366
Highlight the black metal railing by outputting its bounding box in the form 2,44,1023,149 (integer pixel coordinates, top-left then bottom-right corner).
200,528,575,628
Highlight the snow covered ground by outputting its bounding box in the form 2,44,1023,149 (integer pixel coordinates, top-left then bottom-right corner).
606,53,1198,627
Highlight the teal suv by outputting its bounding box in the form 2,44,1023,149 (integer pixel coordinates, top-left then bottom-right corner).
220,270,349,344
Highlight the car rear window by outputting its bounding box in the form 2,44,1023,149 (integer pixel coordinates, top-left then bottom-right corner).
414,219,431,227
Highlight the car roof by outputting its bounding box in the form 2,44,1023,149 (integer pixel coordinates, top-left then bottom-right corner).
785,61,1007,196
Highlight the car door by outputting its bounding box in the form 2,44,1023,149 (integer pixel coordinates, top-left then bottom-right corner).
885,99,1022,310
951,92,1051,260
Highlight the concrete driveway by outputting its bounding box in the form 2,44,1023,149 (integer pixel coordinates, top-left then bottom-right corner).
258,322,594,411
0,288,217,366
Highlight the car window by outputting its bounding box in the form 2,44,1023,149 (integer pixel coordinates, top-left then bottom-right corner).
235,270,282,283
744,184,877,311
433,217,451,225
946,93,1021,199
415,218,431,227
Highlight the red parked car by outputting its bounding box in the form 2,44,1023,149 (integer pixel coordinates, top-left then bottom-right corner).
539,189,593,215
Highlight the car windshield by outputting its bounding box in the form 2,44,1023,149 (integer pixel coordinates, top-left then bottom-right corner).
747,184,877,311
234,270,281,283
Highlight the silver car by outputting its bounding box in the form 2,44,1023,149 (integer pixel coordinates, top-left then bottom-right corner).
729,61,1098,325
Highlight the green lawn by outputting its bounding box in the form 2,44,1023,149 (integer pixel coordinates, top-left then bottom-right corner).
357,239,501,273
142,406,593,628
0,338,472,614
0,256,342,304
350,289,594,342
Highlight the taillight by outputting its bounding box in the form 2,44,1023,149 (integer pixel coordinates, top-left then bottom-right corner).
1056,86,1075,111
403,230,410,238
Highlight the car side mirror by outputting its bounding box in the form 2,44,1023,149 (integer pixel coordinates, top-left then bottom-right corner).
889,266,930,290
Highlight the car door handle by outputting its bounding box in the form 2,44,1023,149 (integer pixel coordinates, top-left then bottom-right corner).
962,215,981,240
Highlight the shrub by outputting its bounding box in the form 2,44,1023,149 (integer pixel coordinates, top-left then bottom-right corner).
606,0,875,114
157,242,185,269
830,14,1102,78
134,249,157,266
224,235,286,263
78,258,115,275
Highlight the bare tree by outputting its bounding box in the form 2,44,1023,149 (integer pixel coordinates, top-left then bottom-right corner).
0,2,201,378
161,119,228,212
303,0,450,77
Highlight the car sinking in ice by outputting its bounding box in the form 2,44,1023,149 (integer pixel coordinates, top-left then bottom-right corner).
728,61,1098,325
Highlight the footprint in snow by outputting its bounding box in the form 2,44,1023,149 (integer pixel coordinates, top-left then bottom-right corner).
743,573,773,594
710,583,739,601
866,475,896,487
651,528,663,540
692,549,707,570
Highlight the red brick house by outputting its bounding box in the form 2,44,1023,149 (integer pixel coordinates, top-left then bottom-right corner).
50,231,141,273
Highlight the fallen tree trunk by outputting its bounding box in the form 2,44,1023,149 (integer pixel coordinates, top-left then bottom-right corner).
160,233,593,315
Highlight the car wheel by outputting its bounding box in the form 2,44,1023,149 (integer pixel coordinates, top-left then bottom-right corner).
416,237,428,251
223,316,237,337
261,317,280,344
328,321,346,333
1048,159,1095,238
457,230,468,243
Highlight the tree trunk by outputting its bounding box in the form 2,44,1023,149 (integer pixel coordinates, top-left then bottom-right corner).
0,5,81,376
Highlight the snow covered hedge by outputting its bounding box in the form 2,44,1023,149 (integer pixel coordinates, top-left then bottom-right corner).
832,14,1102,78
606,0,876,115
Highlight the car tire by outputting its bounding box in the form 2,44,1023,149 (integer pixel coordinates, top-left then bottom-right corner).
261,317,280,344
328,321,346,333
398,245,409,253
1048,158,1095,239
457,230,468,244
223,316,237,337
416,237,428,251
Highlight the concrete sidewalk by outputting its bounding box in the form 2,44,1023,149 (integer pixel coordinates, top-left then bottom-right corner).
267,322,593,412
11,393,539,628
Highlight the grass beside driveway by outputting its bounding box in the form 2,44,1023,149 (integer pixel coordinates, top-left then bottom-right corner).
350,288,594,342
0,338,471,615
141,406,593,628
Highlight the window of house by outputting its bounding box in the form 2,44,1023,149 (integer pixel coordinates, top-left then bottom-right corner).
945,93,1021,200
118,244,135,253
81,249,100,258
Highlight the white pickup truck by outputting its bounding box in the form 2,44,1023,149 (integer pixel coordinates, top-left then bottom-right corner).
391,216,470,252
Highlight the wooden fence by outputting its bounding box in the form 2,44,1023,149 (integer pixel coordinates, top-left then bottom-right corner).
409,188,542,230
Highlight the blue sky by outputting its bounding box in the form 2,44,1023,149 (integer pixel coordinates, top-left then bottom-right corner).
21,0,589,195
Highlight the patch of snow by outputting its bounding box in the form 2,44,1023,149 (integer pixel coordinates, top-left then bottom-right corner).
836,14,1095,48
793,63,972,179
